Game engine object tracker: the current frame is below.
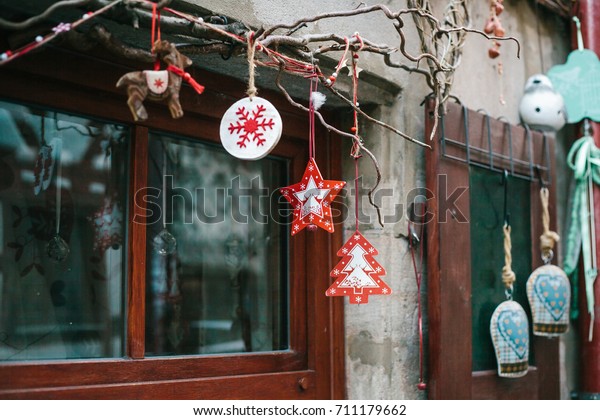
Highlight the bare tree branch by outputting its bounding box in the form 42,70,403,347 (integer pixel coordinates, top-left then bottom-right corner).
0,0,93,31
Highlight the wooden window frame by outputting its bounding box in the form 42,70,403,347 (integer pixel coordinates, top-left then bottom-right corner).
425,100,561,399
0,48,345,399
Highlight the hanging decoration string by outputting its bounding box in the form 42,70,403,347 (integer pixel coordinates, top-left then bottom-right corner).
564,127,600,340
324,37,350,87
409,212,426,390
308,76,318,159
540,187,560,263
0,0,123,66
246,31,258,99
151,2,161,70
350,34,364,232
502,224,516,297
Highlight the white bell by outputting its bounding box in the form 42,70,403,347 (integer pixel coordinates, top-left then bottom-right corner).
518,74,567,132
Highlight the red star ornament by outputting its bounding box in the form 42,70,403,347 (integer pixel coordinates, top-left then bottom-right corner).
326,230,391,304
280,157,345,235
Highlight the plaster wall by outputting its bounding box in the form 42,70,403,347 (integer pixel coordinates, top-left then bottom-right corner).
190,0,573,399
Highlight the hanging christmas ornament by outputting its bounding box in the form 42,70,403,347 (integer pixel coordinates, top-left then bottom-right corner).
45,133,69,262
326,38,391,305
326,231,390,304
220,96,282,160
483,0,506,59
153,148,177,256
220,32,282,160
527,187,570,336
116,4,204,121
90,196,124,255
280,157,344,235
550,18,600,341
279,77,344,234
490,175,529,377
547,17,600,124
518,74,567,132
33,116,61,196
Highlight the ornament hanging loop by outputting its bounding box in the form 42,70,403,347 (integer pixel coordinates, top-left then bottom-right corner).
246,31,258,100
539,186,560,264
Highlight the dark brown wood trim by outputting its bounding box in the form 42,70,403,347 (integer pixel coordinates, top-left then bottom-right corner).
471,368,539,400
127,125,149,359
0,370,317,400
426,101,473,399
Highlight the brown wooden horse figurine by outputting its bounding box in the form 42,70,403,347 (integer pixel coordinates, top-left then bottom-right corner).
117,40,196,121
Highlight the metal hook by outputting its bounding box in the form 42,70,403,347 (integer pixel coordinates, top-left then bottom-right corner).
535,165,548,189
501,169,510,227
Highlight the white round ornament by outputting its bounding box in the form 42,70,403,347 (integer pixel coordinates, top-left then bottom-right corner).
220,96,282,160
519,74,567,132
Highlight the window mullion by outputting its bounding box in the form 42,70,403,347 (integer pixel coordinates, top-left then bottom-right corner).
127,125,149,359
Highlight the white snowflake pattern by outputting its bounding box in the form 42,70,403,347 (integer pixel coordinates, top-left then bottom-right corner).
369,247,375,253
295,204,301,210
309,214,314,221
323,201,329,208
376,267,382,273
353,234,360,240
318,181,324,188
324,220,330,227
382,288,389,294
293,224,300,231
341,248,348,254
308,164,314,171
300,183,306,189
334,184,341,190
333,269,340,275
227,104,275,148
281,189,288,196
355,296,362,303
329,288,336,294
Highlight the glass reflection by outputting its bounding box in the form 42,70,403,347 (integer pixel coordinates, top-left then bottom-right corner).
145,132,288,356
0,100,128,361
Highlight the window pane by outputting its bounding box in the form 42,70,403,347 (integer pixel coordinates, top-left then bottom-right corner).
0,100,128,361
145,132,288,356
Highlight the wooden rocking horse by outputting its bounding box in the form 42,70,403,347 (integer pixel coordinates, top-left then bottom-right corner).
116,40,204,121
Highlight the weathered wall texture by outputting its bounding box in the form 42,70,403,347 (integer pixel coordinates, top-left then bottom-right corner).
191,0,573,399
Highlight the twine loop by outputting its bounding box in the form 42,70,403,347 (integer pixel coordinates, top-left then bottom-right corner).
502,224,516,292
246,31,258,99
540,187,559,262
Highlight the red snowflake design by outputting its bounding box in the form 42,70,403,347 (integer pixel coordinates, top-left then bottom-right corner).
228,104,275,148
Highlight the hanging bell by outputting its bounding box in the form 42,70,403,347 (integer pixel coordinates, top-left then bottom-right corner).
490,299,530,378
526,264,570,337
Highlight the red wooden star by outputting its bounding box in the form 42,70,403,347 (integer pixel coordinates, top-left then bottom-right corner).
280,157,345,235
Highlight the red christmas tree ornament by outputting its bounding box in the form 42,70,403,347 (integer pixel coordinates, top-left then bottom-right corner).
326,230,391,304
279,157,345,235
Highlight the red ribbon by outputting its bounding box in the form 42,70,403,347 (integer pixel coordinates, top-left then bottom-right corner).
167,65,205,94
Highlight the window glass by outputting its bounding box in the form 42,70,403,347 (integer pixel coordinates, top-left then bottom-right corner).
0,100,128,361
144,132,289,356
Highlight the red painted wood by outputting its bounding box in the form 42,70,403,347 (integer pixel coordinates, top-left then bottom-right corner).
426,101,560,399
575,0,600,395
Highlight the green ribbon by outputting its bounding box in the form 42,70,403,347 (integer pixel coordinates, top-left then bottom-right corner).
565,135,600,340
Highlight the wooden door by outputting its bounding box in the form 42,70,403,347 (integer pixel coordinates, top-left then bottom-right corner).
425,101,560,399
